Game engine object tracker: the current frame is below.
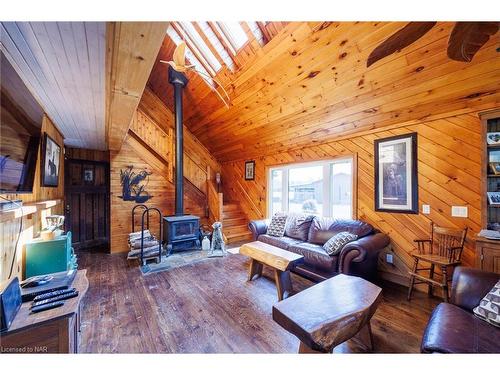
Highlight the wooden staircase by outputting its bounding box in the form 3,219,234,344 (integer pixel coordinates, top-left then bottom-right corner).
223,201,253,243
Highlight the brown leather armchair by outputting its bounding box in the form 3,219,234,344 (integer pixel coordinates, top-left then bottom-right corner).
421,267,500,353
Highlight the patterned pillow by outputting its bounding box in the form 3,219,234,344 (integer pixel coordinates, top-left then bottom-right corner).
473,280,500,327
266,212,288,237
284,214,315,241
323,231,358,256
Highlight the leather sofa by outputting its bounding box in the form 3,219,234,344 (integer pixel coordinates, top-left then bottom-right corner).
248,216,390,282
421,267,500,353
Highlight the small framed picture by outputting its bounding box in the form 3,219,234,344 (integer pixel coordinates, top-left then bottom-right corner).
487,132,500,145
84,168,94,182
487,192,500,206
489,150,500,162
41,133,61,187
245,161,255,180
490,162,500,175
374,132,418,213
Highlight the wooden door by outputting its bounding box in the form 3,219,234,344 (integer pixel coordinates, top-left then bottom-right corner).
65,159,110,251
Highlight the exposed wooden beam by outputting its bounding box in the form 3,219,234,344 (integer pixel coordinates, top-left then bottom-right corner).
192,22,226,69
256,22,271,44
240,22,260,50
106,21,168,151
208,22,239,68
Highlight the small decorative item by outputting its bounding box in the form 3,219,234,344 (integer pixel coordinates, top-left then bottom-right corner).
487,132,500,145
43,215,65,238
487,192,500,206
41,133,61,187
215,172,221,192
489,150,500,162
374,132,418,213
119,166,153,203
84,168,94,182
490,162,500,175
245,160,255,180
202,235,211,251
208,221,225,257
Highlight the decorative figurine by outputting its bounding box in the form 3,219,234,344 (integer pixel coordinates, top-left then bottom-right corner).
208,221,225,257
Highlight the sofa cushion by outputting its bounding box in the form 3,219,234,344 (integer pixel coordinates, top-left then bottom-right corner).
257,234,302,250
473,280,500,327
323,232,358,256
284,214,315,241
288,242,338,271
266,212,288,237
308,217,373,245
421,303,500,353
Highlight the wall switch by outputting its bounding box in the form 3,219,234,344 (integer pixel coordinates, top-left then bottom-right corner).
451,206,468,218
386,253,394,264
422,204,430,214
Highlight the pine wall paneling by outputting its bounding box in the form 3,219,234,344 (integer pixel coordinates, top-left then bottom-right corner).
109,89,221,252
221,111,486,286
1,115,64,282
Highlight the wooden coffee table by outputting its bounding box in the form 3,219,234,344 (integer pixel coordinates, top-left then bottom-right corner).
272,274,382,353
240,241,304,301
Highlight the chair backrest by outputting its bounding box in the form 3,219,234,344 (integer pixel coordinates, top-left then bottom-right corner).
430,222,468,261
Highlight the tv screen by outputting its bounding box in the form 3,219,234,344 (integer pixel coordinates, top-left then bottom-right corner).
1,51,44,193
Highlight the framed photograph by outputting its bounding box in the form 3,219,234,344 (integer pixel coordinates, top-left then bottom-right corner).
84,168,94,183
245,161,255,180
487,132,500,145
41,133,61,187
489,149,500,162
374,132,418,213
487,192,500,206
489,162,500,175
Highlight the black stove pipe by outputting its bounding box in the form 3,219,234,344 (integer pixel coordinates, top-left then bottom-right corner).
168,66,189,216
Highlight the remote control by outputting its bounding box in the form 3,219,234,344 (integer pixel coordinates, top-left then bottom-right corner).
33,288,76,302
31,301,64,313
31,290,79,308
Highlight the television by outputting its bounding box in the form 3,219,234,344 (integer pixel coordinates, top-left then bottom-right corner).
1,51,44,193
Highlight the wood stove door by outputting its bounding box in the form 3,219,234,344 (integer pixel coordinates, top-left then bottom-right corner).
64,159,110,251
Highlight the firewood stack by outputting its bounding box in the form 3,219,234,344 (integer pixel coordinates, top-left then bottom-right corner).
127,229,164,262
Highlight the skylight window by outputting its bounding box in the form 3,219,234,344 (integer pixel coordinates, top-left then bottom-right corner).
247,21,265,46
178,22,222,73
197,22,235,70
218,22,248,51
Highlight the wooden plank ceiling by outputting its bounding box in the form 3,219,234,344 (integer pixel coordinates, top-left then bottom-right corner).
147,21,500,162
1,22,107,149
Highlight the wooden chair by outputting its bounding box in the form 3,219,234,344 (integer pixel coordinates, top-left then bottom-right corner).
407,222,468,302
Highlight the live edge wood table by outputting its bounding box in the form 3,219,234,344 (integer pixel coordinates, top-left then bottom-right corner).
0,269,89,354
240,241,304,301
272,274,382,353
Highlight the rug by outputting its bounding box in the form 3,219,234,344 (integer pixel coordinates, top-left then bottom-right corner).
139,249,226,275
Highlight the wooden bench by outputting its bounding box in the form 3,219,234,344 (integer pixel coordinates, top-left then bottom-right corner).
272,274,382,353
240,241,304,301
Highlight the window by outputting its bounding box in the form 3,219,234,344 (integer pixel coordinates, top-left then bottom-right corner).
218,22,248,51
178,22,222,73
268,157,354,219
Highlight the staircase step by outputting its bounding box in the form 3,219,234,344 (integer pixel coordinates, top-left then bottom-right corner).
225,232,253,243
223,217,248,227
223,211,245,219
224,224,251,235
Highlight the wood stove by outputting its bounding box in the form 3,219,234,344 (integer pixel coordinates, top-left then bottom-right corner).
162,66,200,255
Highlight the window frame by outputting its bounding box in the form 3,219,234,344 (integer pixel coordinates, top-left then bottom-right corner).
266,155,357,219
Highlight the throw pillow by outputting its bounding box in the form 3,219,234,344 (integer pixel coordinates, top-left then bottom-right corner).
284,213,315,241
266,212,288,237
473,281,500,327
323,231,358,256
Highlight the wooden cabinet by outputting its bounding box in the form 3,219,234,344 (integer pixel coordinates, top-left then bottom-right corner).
475,237,500,274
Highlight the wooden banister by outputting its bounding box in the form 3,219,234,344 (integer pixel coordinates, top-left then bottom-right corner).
207,166,223,223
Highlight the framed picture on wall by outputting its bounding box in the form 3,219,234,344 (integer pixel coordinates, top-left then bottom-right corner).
374,132,418,214
41,133,61,187
245,161,255,180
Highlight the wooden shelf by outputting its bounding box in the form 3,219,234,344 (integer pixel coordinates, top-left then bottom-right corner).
0,199,62,223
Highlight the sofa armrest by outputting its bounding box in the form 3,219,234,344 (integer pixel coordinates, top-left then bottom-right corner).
338,232,390,276
450,266,499,312
248,219,269,241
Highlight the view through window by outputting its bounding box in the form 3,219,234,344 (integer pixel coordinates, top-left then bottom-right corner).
268,157,354,219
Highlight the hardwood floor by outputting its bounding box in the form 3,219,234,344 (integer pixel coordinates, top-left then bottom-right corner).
77,249,440,353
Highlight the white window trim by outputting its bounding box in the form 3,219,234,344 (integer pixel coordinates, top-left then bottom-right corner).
267,156,355,219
